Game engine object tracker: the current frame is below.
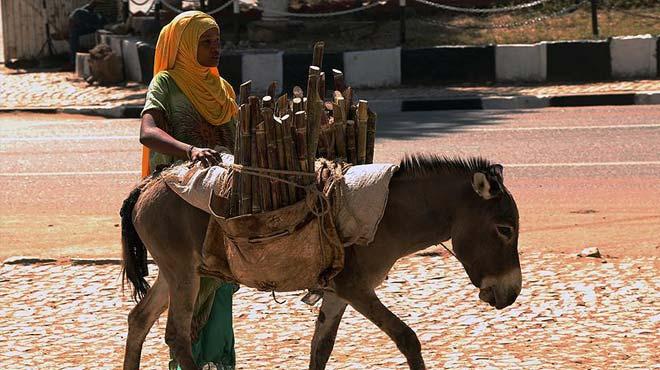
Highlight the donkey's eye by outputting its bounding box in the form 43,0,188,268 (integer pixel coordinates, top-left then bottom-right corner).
496,225,514,240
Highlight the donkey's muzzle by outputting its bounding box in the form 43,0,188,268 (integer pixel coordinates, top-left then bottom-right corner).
479,268,522,309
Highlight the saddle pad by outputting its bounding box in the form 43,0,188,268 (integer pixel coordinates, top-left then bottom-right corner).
162,157,398,247
334,164,398,246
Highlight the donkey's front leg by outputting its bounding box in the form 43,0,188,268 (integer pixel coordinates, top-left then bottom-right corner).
342,290,426,370
309,292,348,370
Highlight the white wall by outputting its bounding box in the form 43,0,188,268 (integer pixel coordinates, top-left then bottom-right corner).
344,47,401,88
241,52,284,94
495,43,547,82
610,35,657,79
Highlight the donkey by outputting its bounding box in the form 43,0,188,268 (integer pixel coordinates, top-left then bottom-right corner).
121,154,521,370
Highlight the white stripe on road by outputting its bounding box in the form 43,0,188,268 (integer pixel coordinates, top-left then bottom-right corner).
507,161,660,168
0,170,141,176
2,161,659,177
0,135,137,142
2,124,659,143
460,124,660,132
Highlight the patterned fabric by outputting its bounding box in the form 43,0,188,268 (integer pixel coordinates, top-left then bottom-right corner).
152,11,238,125
142,69,237,370
142,72,236,172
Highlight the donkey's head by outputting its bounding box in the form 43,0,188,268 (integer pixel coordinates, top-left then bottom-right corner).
451,164,521,309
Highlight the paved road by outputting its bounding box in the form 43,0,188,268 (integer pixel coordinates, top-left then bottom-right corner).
1,107,659,369
1,253,658,369
1,106,659,259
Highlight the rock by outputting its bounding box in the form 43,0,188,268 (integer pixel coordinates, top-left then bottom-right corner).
578,247,601,258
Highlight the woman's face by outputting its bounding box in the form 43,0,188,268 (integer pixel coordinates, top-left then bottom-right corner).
197,28,220,68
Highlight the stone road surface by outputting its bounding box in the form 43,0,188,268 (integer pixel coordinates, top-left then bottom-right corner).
1,252,658,369
1,66,659,110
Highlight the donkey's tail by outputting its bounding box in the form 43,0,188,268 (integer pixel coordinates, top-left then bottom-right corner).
120,186,150,303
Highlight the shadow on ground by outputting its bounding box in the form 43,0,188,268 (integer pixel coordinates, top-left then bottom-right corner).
377,109,525,140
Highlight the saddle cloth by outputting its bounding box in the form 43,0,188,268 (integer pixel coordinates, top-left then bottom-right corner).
162,156,398,247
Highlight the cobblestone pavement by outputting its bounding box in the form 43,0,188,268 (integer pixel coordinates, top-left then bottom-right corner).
1,252,658,369
1,66,658,110
0,68,146,110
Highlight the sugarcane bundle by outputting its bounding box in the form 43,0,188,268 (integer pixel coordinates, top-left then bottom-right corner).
228,41,378,217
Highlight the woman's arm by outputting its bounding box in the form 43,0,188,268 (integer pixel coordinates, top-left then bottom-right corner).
139,109,221,166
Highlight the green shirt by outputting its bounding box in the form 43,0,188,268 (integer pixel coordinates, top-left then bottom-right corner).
142,72,236,171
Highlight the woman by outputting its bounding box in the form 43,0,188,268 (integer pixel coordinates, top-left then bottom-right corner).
139,11,238,370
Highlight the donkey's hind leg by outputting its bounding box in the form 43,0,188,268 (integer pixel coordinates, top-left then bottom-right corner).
163,266,200,370
123,273,169,370
342,289,426,370
309,292,348,370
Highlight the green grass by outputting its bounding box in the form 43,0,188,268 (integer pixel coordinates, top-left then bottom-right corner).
406,6,660,47
234,7,660,51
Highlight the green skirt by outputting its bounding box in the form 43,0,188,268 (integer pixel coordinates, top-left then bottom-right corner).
170,278,236,370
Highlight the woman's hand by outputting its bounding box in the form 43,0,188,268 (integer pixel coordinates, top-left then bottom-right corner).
190,146,222,167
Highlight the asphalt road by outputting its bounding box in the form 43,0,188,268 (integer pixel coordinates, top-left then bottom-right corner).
1,106,659,260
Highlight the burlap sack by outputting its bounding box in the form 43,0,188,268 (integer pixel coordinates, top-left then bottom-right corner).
201,192,344,292
88,44,124,85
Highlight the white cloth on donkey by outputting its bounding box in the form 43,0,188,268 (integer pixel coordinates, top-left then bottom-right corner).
162,155,398,247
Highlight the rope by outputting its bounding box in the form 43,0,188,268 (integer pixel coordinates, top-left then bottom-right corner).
420,0,587,29
412,0,553,13
160,0,232,14
129,0,151,6
255,1,385,18
439,241,456,258
616,8,660,20
160,0,184,13
213,161,344,219
206,0,234,15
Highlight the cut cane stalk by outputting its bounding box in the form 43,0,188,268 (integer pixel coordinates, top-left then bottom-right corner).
332,69,345,93
248,96,262,213
274,116,289,206
357,100,368,165
292,97,303,113
281,114,299,202
230,105,243,216
346,119,357,164
333,99,347,161
239,102,252,215
306,66,323,171
239,80,251,105
255,122,272,211
262,108,281,209
262,95,273,109
313,41,324,68
267,81,277,99
366,109,377,164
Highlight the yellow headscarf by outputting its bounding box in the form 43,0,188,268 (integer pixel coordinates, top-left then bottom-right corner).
142,11,238,177
153,11,238,125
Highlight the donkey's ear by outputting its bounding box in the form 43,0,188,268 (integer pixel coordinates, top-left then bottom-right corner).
472,172,494,200
489,164,504,182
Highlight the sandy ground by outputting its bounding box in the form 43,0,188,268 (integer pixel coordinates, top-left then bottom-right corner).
2,107,659,260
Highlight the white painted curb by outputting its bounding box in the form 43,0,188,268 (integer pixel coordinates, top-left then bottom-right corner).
495,43,547,82
610,35,658,79
122,39,142,82
344,47,402,88
241,51,284,94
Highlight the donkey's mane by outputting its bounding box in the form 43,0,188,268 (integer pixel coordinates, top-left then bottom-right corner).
396,154,492,178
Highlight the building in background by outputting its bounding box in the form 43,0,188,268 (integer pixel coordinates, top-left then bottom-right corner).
0,0,119,63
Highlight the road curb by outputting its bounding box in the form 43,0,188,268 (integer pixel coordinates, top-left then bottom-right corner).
369,91,659,112
2,256,156,266
0,91,657,117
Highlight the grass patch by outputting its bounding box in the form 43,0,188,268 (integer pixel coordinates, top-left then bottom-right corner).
237,6,660,51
